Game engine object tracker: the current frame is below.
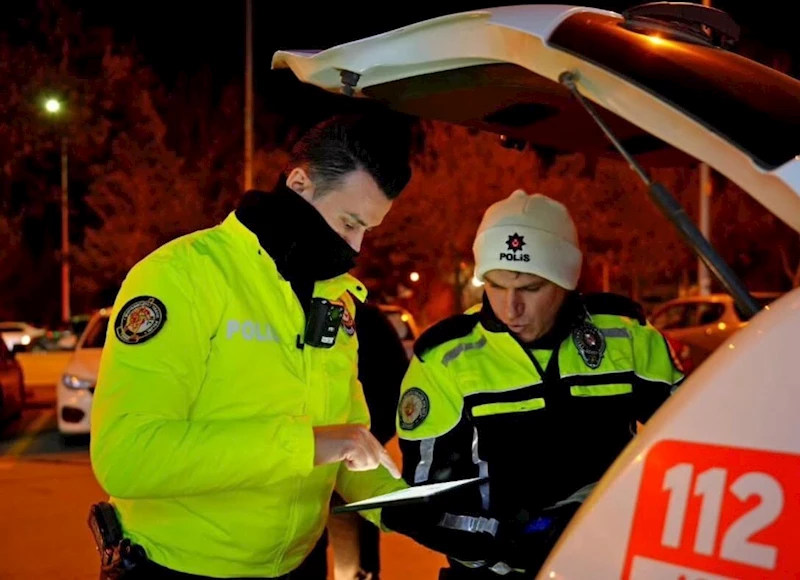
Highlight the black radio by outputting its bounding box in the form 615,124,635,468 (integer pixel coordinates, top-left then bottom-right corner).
304,298,345,348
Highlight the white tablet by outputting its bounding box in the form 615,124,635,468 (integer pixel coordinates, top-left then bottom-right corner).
333,477,485,513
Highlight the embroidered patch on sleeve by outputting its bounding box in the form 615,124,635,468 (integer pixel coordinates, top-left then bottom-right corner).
114,296,167,345
398,387,430,431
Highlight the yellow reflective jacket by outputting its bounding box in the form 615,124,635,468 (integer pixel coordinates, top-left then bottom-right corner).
396,295,683,519
90,212,404,578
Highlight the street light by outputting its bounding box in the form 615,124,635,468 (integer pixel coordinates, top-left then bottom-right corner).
244,0,253,191
45,98,61,113
44,97,70,324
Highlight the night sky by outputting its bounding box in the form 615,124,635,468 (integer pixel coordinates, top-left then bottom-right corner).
2,1,795,91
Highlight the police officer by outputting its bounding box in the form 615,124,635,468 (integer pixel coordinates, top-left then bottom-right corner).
296,301,410,580
90,113,414,579
381,190,684,579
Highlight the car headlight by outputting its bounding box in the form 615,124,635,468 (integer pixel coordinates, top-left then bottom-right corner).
62,374,96,390
21,334,31,345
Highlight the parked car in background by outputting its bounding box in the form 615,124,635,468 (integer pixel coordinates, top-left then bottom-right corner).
0,322,46,351
650,292,782,372
11,314,97,401
53,314,93,351
57,308,110,436
378,304,419,359
0,337,25,422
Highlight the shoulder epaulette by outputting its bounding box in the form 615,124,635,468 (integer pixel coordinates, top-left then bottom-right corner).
582,292,646,325
413,313,480,361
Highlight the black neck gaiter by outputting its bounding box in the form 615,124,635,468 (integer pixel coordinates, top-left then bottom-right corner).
235,185,358,311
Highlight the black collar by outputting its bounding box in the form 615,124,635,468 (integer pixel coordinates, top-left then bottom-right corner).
234,184,358,312
235,185,357,283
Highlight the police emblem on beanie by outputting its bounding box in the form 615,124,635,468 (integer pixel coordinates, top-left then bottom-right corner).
500,232,531,263
506,233,526,252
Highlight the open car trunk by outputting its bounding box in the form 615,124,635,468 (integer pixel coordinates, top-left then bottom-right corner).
272,8,800,578
272,5,800,234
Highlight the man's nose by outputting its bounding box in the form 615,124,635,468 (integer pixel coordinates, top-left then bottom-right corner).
346,231,364,253
505,290,523,319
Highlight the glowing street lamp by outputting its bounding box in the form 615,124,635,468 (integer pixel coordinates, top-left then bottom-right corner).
45,98,61,113
43,97,71,323
409,271,420,283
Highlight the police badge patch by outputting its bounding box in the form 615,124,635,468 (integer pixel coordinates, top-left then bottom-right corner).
114,296,167,345
341,308,356,336
572,320,606,369
398,387,430,431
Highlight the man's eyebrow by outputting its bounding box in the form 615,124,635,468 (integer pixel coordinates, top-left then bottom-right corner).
347,212,368,227
522,282,544,290
484,277,504,289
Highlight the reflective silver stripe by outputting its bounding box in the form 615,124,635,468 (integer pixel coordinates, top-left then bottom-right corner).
442,336,488,366
551,481,597,508
438,513,500,536
471,427,490,509
601,327,630,339
414,438,436,484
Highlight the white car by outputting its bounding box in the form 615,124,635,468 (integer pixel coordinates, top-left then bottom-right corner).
0,321,46,351
273,3,800,578
57,308,110,435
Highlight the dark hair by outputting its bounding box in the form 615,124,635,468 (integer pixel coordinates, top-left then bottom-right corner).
289,113,413,200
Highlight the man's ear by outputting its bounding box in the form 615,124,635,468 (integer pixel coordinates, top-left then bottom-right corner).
286,167,315,202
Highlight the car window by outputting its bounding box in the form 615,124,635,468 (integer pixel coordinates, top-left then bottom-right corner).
81,317,110,350
695,302,726,326
651,304,691,330
0,323,24,332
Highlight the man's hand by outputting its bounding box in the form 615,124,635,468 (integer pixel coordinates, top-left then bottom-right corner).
313,425,401,478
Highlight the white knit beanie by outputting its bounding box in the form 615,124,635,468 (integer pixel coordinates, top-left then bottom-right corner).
472,190,582,290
